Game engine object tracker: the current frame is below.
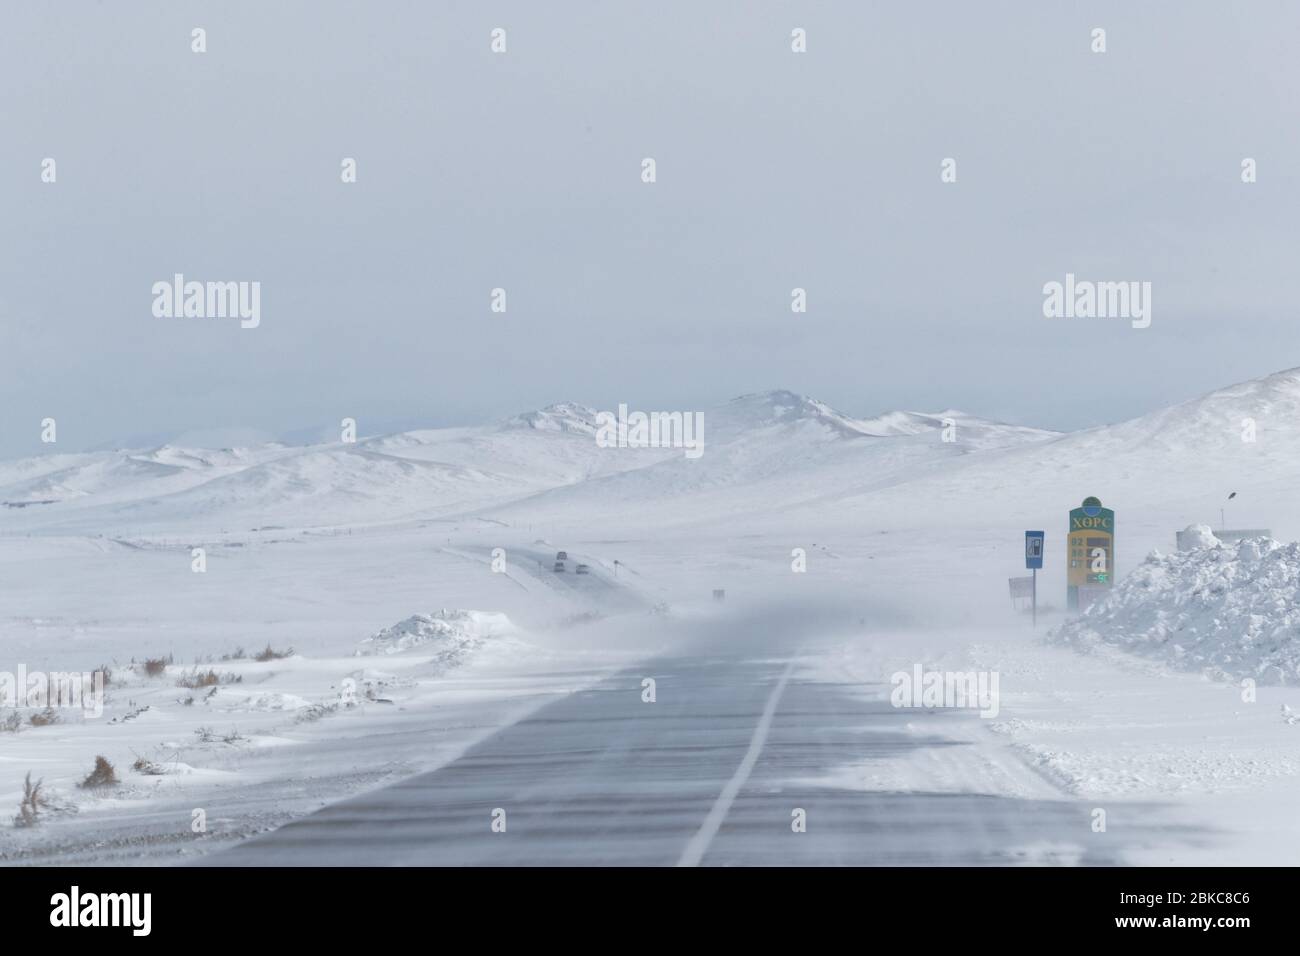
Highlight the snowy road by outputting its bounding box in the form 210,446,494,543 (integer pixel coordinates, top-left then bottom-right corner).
213,650,1159,866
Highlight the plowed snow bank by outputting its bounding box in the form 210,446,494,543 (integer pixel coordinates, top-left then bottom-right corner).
1053,529,1300,684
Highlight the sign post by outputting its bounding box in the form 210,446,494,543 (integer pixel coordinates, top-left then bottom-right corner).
1067,496,1114,610
1024,530,1044,626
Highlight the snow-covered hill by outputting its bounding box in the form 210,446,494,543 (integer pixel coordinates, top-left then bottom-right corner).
0,390,1055,534
722,367,1300,584
501,402,602,436
3,369,1299,550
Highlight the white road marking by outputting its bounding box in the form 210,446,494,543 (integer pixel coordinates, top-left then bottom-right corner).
676,658,797,867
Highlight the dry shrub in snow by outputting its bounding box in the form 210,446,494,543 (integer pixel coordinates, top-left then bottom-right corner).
132,756,165,776
14,773,49,827
142,656,170,677
79,756,119,789
28,708,59,727
176,669,241,689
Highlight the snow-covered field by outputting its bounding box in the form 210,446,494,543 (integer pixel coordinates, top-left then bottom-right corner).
6,369,1300,864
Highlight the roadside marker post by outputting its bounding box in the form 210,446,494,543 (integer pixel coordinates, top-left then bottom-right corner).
1067,497,1113,610
1025,531,1045,627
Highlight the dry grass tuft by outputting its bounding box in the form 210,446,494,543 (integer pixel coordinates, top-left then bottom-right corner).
132,756,165,776
141,656,171,677
176,669,242,689
28,708,59,727
14,773,49,827
79,755,119,789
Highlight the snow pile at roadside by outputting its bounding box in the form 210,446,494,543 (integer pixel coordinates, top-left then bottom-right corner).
355,610,514,669
1053,532,1300,683
1179,523,1221,550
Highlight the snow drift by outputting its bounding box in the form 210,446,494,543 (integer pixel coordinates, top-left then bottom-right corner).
1053,533,1300,683
355,609,514,671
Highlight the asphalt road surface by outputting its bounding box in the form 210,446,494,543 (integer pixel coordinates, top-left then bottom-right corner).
213,652,1182,866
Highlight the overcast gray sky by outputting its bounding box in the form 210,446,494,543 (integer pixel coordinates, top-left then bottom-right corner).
3,1,1298,457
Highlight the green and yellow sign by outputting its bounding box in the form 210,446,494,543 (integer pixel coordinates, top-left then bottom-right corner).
1067,496,1114,609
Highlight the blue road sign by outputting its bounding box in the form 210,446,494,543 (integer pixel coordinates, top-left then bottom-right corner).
1025,530,1045,570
